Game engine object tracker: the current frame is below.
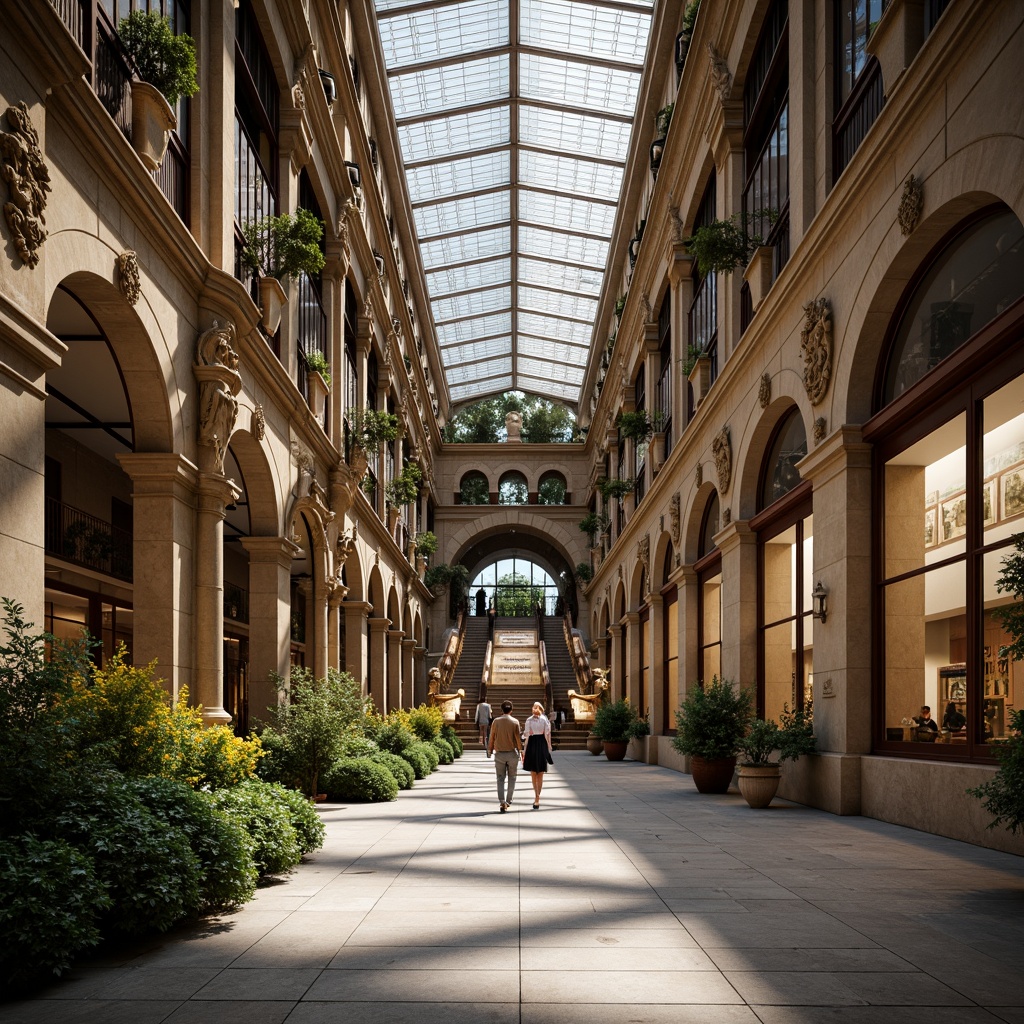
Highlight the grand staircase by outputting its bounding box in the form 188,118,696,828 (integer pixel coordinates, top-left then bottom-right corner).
447,615,591,751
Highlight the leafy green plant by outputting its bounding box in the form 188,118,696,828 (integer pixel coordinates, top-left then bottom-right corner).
655,102,675,137
399,744,433,779
118,10,198,106
994,533,1024,662
617,409,654,443
673,676,754,760
598,477,634,502
593,698,647,743
414,530,439,556
269,785,326,856
680,343,705,377
409,740,440,773
211,780,302,877
684,209,777,276
258,667,369,797
579,511,611,544
441,724,463,756
349,407,401,455
324,758,399,802
304,349,331,387
241,208,326,281
369,720,416,755
575,561,594,583
614,294,627,319
968,708,1024,835
408,703,443,741
370,750,415,789
385,461,421,506
430,736,455,764
0,835,111,989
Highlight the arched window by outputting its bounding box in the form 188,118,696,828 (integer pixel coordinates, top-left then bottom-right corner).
867,206,1024,758
471,558,559,616
459,471,490,505
754,409,813,720
537,472,567,505
696,491,722,688
498,471,528,504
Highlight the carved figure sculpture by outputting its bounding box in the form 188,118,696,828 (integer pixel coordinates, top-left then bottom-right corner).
898,174,923,236
568,668,610,723
505,410,522,442
0,102,51,267
670,493,681,545
800,297,833,405
707,43,732,101
712,426,732,494
428,667,465,721
194,322,241,475
118,250,141,305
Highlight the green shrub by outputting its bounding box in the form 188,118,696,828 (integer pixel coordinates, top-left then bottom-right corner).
339,734,379,759
430,736,455,764
322,757,399,802
673,676,754,760
373,721,417,754
410,740,439,772
130,776,257,911
408,704,443,741
212,780,302,877
399,745,432,779
371,750,414,789
118,10,199,106
0,835,111,988
271,785,326,855
55,771,201,935
441,725,463,756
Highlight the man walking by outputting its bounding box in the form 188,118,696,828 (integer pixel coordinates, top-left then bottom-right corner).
487,700,522,812
474,697,492,755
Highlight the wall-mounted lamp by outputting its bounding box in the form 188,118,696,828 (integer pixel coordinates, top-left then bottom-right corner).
811,581,828,623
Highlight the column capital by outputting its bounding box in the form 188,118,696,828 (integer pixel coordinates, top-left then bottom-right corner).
344,600,373,615
646,592,664,610
387,627,405,640
714,519,754,556
368,616,391,632
196,471,239,513
608,623,623,638
116,452,198,494
624,610,640,626
240,535,301,567
797,425,871,486
401,638,418,651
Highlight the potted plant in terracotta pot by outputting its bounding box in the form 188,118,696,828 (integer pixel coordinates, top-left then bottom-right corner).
118,10,198,171
241,208,326,334
586,730,604,756
736,704,816,808
593,697,647,761
347,407,400,478
672,676,753,793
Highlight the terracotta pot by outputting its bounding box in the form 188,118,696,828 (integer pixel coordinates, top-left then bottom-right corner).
602,740,628,761
314,793,327,803
737,764,782,808
690,755,736,794
586,736,604,756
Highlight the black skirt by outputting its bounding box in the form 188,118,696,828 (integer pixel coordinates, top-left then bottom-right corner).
523,734,553,772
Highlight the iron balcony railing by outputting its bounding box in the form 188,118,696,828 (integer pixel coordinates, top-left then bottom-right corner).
45,497,132,581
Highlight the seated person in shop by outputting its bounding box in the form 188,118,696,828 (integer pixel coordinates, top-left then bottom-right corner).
942,701,967,732
913,705,939,737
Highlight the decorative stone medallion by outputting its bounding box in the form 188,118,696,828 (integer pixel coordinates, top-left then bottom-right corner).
695,462,703,487
721,506,732,526
251,402,266,441
670,493,681,545
813,416,827,445
759,371,772,409
898,174,923,236
1,102,51,268
800,297,833,406
117,250,141,305
712,426,731,494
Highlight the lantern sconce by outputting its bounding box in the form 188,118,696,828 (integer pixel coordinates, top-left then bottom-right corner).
811,581,828,623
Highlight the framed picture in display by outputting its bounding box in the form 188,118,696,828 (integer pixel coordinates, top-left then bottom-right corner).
941,494,967,541
1002,466,1024,520
924,506,937,547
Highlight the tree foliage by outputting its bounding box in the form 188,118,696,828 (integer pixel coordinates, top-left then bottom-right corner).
443,391,575,443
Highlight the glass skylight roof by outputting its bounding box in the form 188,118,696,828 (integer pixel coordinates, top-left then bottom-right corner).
374,0,653,405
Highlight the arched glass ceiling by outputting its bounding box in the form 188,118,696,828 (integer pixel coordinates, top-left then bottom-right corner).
374,0,653,407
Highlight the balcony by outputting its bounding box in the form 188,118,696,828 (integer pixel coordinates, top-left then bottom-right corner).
45,497,132,582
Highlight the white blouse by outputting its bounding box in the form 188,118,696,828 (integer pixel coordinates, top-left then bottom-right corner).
523,714,552,750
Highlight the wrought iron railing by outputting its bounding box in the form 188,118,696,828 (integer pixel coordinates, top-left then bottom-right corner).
833,58,884,181
49,0,88,48
45,497,132,581
657,363,672,455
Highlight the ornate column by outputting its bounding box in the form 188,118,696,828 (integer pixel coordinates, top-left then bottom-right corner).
240,536,298,721
677,565,699,703
624,610,641,708
715,520,757,690
367,616,390,711
386,627,404,710
646,592,664,735
401,637,417,710
607,624,623,701
327,582,349,673
192,322,243,725
344,600,372,692
116,452,199,703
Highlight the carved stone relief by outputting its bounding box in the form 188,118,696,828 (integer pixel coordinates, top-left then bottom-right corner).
695,462,703,487
194,322,241,476
251,402,265,441
1,102,51,268
721,506,732,526
641,292,653,323
638,535,650,596
898,174,923,236
814,416,827,445
670,493,681,545
707,43,732,101
291,440,315,498
800,297,833,406
712,426,731,494
117,250,141,305
759,371,771,409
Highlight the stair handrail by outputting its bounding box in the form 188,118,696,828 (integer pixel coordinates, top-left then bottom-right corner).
539,640,553,712
563,611,594,694
479,639,492,702
436,606,466,691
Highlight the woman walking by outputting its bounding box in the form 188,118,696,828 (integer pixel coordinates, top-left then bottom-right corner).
522,702,553,809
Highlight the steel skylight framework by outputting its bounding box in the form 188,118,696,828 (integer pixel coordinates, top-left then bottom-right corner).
374,0,653,407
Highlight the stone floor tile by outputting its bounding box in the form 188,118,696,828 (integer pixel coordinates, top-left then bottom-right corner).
161,1001,296,1023
520,969,743,1003
191,968,321,1001
286,1002,520,1023
326,946,512,970
752,1009,1005,1024
725,971,973,1006
303,968,517,1001
519,1005,761,1024
520,946,716,971
38,966,218,1001
0,1000,181,1023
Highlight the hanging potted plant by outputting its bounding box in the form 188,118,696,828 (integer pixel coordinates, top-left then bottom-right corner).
650,103,674,178
302,349,331,423
241,208,326,335
414,530,438,577
617,410,654,444
684,208,776,277
118,11,198,171
578,510,611,546
675,0,701,77
598,477,634,503
385,462,421,507
672,676,754,793
347,408,400,476
736,705,816,808
613,295,627,320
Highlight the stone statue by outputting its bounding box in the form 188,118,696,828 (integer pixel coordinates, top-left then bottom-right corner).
428,667,465,721
194,322,241,475
505,410,522,442
568,667,610,722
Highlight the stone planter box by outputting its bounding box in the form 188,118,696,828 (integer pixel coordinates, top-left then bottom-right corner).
130,81,176,172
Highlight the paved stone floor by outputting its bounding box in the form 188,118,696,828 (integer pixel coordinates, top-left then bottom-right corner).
4,750,1024,1024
